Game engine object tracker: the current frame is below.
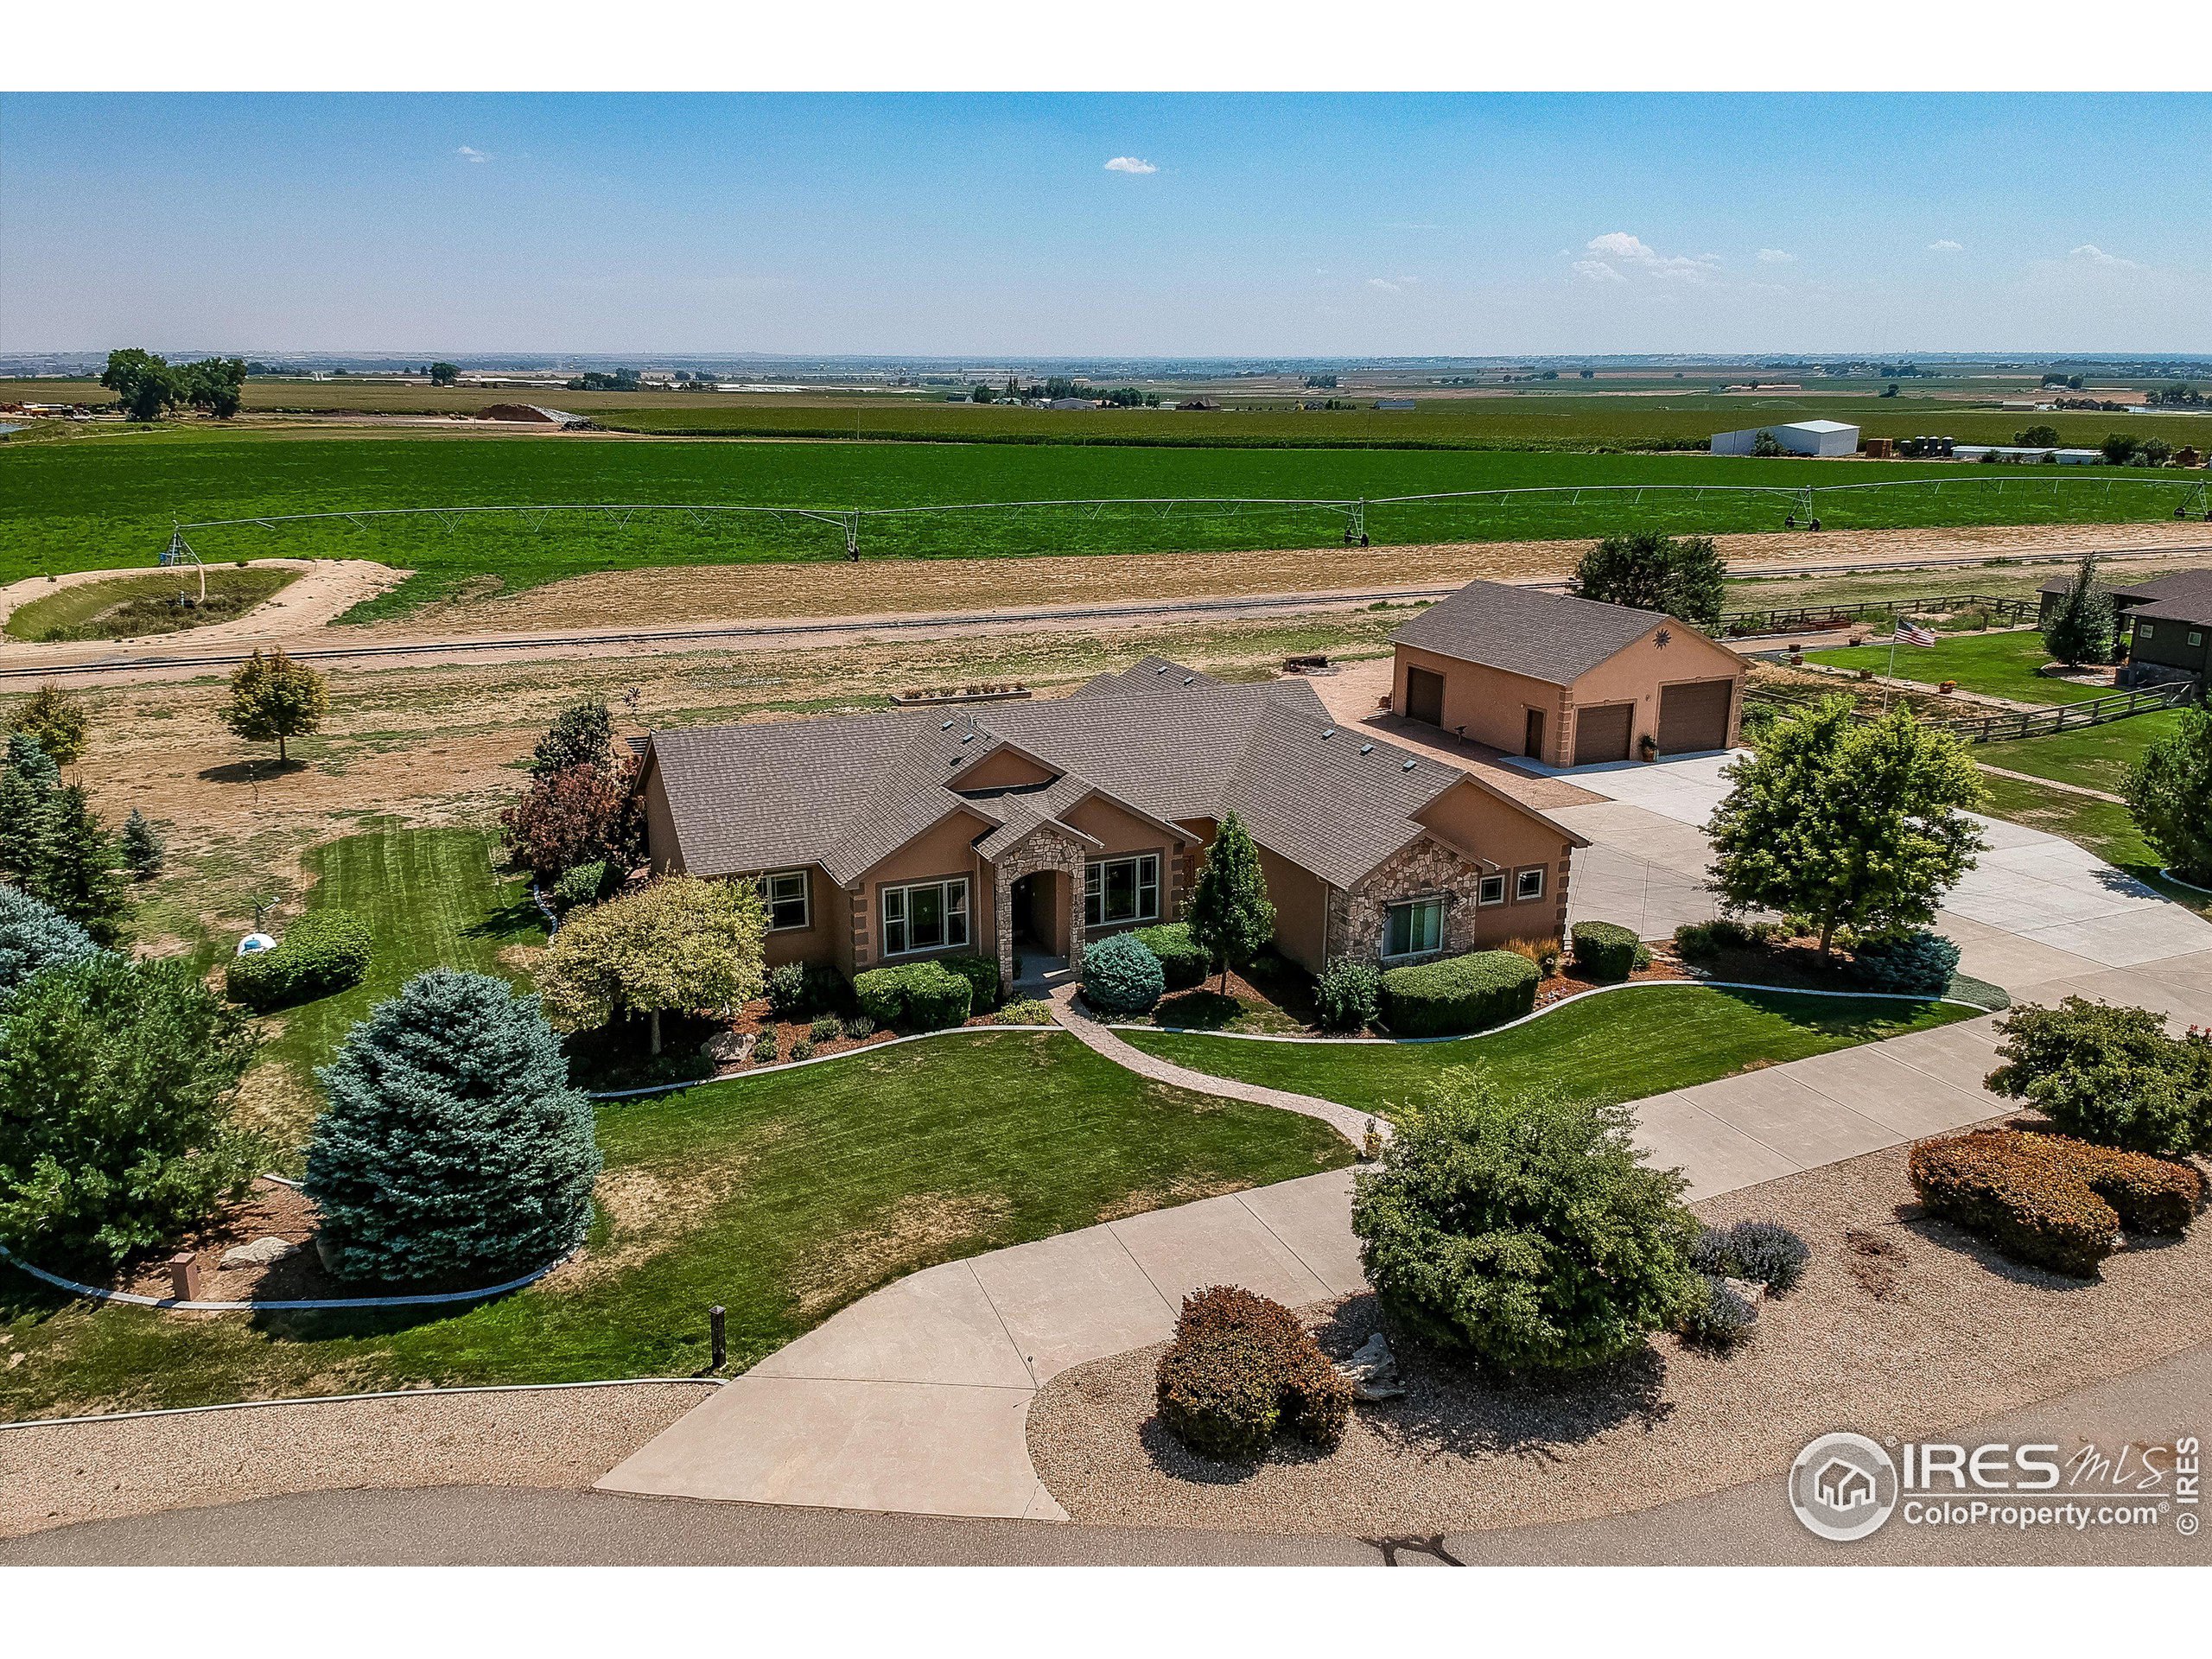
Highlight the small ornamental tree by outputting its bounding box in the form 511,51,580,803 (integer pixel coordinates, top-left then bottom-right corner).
222,647,328,764
120,808,166,881
1351,1070,1702,1373
537,875,766,1053
0,954,262,1266
1707,697,1987,957
1985,996,2212,1160
27,783,132,946
0,886,100,994
1569,531,1727,629
1186,810,1274,992
500,756,645,884
2043,555,2117,667
9,683,89,766
2125,702,2212,888
305,969,601,1282
530,697,617,779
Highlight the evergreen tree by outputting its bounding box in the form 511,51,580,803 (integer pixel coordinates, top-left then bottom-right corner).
1186,810,1275,991
9,683,89,766
529,697,615,779
1707,698,1987,957
0,734,60,885
305,969,601,1282
221,647,328,763
27,784,132,946
0,885,100,995
1569,531,1726,628
2125,702,2212,887
120,808,166,881
2043,555,2116,667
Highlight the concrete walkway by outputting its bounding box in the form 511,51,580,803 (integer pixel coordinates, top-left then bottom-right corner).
603,751,2212,1522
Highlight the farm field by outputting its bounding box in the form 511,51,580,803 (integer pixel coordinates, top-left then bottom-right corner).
3,429,2202,622
1127,983,1972,1122
0,1031,1353,1418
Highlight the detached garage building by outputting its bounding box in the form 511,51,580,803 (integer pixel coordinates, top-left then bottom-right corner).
1711,418,1859,457
1389,581,1747,766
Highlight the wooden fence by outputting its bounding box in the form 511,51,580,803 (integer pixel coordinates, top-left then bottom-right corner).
1745,677,2197,745
1719,592,2038,639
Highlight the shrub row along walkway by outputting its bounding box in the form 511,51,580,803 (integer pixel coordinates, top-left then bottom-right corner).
604,753,2212,1524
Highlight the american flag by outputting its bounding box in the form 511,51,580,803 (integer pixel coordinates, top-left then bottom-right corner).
1894,621,1938,648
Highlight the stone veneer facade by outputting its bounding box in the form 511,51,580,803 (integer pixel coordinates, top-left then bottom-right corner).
990,826,1090,986
1327,835,1572,963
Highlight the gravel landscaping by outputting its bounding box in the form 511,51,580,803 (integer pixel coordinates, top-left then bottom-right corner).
0,1381,709,1539
1026,1125,2212,1535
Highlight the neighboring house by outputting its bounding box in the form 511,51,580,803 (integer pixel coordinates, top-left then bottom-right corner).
636,658,1587,988
2037,567,2212,691
1389,581,1747,766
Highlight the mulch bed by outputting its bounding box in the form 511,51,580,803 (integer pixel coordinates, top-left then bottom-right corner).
1027,1129,2212,1535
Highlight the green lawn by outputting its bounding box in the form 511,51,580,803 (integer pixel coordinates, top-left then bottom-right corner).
1122,984,1975,1121
256,828,544,1102
1804,627,2113,705
0,1032,1351,1420
1974,772,2210,916
3,565,302,642
0,429,2195,621
1976,709,2179,794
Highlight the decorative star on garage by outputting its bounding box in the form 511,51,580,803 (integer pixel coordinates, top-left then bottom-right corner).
1655,627,1672,647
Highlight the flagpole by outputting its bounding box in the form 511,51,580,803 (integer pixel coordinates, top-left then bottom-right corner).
1885,626,1897,713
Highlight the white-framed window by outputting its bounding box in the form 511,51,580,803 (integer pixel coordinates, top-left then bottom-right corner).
2191,632,2204,647
2138,622,2155,639
1478,873,1507,907
759,868,810,932
1383,896,1446,959
1515,867,1546,903
881,877,969,957
1084,853,1160,928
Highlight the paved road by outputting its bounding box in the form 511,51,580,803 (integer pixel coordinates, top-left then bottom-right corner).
11,1339,2206,1565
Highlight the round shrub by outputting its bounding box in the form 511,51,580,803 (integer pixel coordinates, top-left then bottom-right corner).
1378,950,1537,1036
1690,1219,1810,1293
939,952,1001,1014
1985,996,2212,1159
1154,1285,1352,1461
1351,1073,1701,1373
551,860,609,912
1909,1125,2202,1278
224,909,374,1012
1679,1275,1758,1349
1314,955,1382,1032
809,1014,840,1043
305,969,601,1283
0,884,100,995
789,1037,816,1062
1133,921,1209,989
1081,931,1166,1015
854,960,973,1032
1570,920,1640,982
1672,917,1761,960
1852,929,1961,996
752,1030,779,1063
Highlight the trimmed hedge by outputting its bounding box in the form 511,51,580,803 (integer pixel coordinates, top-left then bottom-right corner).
853,960,973,1032
1378,949,1538,1036
1570,920,1640,982
1133,921,1209,989
1909,1126,2203,1278
1154,1285,1352,1461
225,910,374,1011
1082,931,1166,1015
940,952,1002,1013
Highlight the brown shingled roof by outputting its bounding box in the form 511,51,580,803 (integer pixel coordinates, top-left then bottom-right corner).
1388,580,1679,684
644,656,1573,892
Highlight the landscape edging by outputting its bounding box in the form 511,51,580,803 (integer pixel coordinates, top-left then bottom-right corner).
1115,976,1996,1047
0,1376,726,1434
0,1239,580,1314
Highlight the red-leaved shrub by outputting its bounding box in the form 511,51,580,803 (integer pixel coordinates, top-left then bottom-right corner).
1909,1126,2203,1278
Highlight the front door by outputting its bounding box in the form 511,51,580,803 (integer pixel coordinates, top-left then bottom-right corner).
1523,707,1547,760
1405,665,1445,726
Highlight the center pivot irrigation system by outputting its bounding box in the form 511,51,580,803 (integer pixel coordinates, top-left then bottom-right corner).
159,473,2212,566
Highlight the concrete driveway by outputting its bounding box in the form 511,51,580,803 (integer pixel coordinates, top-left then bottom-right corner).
601,751,2212,1524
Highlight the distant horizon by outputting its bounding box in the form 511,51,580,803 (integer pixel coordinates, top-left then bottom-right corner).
5,92,2208,359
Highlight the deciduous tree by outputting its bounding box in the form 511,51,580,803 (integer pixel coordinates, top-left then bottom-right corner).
99,347,183,422
500,756,644,883
529,697,616,779
1569,531,1726,628
537,875,766,1054
222,647,327,763
9,683,89,765
1707,698,1987,957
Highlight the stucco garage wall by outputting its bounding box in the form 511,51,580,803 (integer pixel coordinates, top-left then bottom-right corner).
1567,627,1745,757
1393,644,1571,762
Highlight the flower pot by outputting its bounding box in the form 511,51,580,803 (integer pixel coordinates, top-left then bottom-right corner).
1939,680,1957,695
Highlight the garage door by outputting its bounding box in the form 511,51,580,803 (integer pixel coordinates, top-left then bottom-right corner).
1573,702,1634,766
1658,679,1733,754
1405,665,1445,726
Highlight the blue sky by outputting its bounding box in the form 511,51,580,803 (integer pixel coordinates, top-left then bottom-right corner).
3,92,2206,355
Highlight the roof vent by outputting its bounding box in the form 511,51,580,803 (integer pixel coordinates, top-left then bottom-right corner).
1359,742,1374,755
960,731,976,743
1154,664,1169,674
1320,728,1337,740
1402,758,1418,772
941,719,956,729
1182,676,1195,685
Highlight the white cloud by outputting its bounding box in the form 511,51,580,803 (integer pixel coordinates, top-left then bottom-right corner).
1757,248,1794,264
1103,156,1157,175
1384,221,1443,232
1366,276,1421,293
2069,244,2139,269
1573,231,1721,286
455,145,491,163
1927,238,1964,253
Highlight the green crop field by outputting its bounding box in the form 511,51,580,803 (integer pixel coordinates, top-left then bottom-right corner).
3,428,2203,622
